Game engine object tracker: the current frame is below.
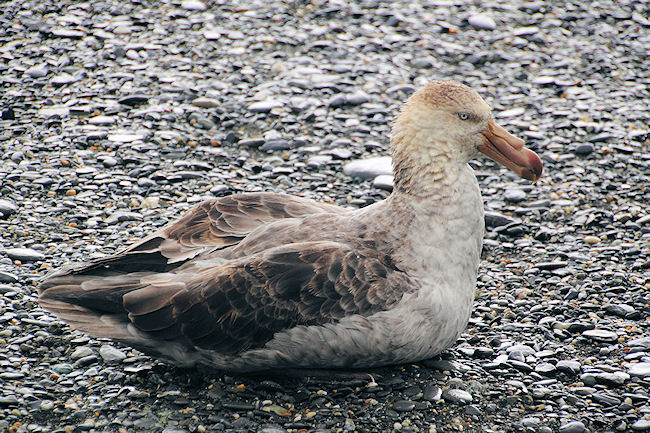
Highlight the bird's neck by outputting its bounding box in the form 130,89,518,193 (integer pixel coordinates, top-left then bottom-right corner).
390,123,462,201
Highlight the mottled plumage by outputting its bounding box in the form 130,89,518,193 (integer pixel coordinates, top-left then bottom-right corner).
39,81,542,372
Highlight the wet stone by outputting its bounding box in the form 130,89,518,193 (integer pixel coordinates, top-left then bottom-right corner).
393,400,416,412
442,389,472,404
422,384,442,402
99,345,127,364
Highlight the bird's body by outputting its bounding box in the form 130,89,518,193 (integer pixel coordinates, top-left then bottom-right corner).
39,81,542,372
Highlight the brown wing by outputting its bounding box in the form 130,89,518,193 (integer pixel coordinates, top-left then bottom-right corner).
53,192,348,277
40,241,415,356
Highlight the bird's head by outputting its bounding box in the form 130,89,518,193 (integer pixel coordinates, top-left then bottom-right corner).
392,80,543,184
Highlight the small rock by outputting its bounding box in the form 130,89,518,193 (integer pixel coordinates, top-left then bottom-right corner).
442,389,472,404
559,421,585,433
119,94,149,106
343,157,392,180
628,363,650,378
192,97,220,108
70,346,94,360
0,199,17,218
468,14,496,30
393,400,416,412
582,329,618,342
4,247,45,262
249,100,282,113
504,189,527,203
556,360,581,376
346,91,370,105
182,0,206,10
574,143,595,155
484,211,518,228
373,175,394,191
99,345,127,364
632,419,650,431
628,337,650,350
25,64,49,78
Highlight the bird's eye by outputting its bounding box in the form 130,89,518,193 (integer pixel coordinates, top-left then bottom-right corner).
457,112,470,121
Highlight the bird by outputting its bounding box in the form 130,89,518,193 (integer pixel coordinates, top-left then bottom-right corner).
39,80,542,373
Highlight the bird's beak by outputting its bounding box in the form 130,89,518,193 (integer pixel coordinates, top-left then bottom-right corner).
479,119,543,182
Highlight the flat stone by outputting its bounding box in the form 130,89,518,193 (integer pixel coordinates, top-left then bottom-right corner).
343,157,392,180
582,329,618,342
442,389,472,404
628,362,650,378
484,211,518,228
627,337,650,349
559,421,585,433
0,271,18,283
25,64,49,78
238,137,265,148
4,248,45,262
373,175,394,191
632,419,650,431
393,400,416,412
0,199,17,218
556,360,581,375
504,188,527,203
192,97,220,108
108,133,145,143
595,371,629,387
89,115,116,125
119,94,149,106
181,0,206,10
249,100,282,113
99,345,127,364
574,143,595,155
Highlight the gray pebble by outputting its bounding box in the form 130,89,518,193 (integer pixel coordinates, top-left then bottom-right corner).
4,247,45,262
582,329,618,342
99,344,127,364
574,143,595,155
632,419,650,431
559,421,585,433
628,362,650,378
468,14,497,30
442,389,473,404
393,400,416,412
343,157,392,180
504,188,527,203
0,199,17,218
